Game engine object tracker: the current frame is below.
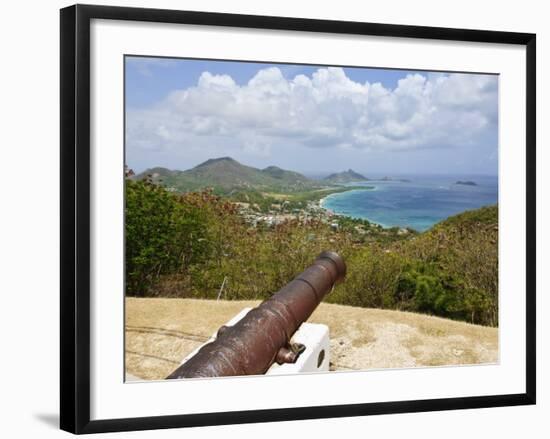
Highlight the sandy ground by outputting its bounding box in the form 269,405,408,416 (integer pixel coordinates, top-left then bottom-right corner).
125,298,498,380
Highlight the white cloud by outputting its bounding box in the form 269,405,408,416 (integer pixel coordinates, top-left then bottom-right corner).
126,66,497,161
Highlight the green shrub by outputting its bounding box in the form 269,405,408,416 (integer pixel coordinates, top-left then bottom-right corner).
125,179,213,295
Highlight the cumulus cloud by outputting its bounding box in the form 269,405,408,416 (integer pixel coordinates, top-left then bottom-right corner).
126,66,498,161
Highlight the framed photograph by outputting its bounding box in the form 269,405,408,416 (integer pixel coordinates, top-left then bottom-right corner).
60,4,536,434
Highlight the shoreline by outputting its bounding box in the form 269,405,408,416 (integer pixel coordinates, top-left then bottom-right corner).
318,185,376,209
318,186,391,229
320,191,498,233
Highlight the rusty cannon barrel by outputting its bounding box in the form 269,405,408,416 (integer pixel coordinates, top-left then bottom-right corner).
166,251,346,379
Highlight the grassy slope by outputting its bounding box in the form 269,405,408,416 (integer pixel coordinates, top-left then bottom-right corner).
125,298,498,380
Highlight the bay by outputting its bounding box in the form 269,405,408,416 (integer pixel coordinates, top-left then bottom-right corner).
320,175,498,232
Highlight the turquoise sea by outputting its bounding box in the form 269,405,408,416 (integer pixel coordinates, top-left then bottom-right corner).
320,175,498,232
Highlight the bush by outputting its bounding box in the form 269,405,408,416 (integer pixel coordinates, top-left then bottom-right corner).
125,179,213,295
328,246,403,309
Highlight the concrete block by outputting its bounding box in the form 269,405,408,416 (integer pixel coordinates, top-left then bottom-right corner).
179,307,330,375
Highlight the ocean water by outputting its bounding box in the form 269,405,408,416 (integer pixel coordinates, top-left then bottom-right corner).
320,175,498,232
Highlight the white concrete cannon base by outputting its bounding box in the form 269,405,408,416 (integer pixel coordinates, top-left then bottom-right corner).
179,307,330,376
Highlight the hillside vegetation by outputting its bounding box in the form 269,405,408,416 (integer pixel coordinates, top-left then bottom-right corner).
125,177,498,327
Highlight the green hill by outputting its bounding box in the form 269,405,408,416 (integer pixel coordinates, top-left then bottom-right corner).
324,169,368,184
261,165,311,184
135,157,319,193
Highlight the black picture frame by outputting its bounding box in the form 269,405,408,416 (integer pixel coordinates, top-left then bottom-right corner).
60,4,536,434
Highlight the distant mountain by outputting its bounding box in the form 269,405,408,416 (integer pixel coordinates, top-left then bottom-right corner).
133,166,188,186
261,166,311,184
135,157,318,192
324,169,368,184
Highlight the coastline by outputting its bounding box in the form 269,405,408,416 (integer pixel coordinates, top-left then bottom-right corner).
319,185,376,209
318,186,390,229
318,179,498,232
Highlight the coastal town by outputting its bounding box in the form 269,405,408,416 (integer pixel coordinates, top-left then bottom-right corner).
233,199,339,228
231,197,414,242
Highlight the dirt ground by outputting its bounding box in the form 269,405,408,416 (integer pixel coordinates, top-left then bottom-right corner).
125,297,498,381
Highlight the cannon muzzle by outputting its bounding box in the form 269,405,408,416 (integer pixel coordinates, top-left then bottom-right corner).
166,251,346,379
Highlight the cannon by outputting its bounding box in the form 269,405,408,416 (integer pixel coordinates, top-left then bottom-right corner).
166,251,346,379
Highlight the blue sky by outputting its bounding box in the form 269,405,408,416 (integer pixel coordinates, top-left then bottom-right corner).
126,57,425,108
125,56,498,176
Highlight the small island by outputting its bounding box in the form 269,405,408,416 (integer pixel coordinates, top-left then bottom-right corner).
455,181,477,186
324,169,368,184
